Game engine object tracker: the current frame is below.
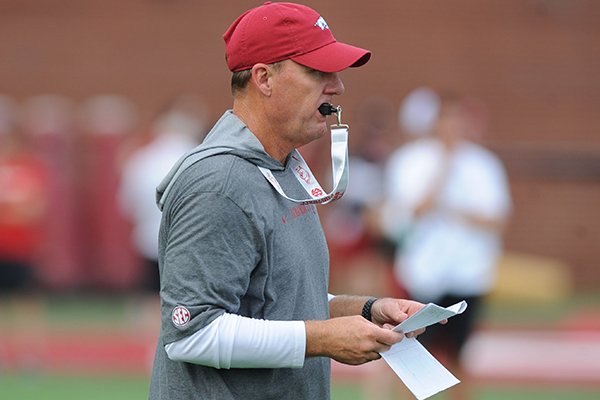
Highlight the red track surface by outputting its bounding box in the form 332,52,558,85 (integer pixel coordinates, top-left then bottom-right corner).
2,314,600,386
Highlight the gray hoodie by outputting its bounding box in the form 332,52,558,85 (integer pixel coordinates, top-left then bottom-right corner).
149,110,331,400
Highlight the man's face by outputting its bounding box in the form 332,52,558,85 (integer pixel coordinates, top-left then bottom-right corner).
435,104,467,148
268,60,345,148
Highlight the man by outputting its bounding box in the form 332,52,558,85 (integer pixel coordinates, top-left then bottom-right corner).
0,96,47,294
381,92,511,396
119,94,209,293
149,3,426,399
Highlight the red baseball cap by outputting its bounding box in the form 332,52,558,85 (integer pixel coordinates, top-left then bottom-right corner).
223,2,371,73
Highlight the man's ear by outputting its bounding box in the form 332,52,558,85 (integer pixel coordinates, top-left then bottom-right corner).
251,63,274,96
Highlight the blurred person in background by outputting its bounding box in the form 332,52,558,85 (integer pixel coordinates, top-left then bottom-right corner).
380,90,512,398
149,3,429,399
320,96,401,400
118,94,210,293
377,87,441,258
79,95,140,290
0,95,49,372
0,95,47,295
20,94,82,290
324,95,397,298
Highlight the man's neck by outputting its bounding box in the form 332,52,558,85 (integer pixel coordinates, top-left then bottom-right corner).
233,102,291,165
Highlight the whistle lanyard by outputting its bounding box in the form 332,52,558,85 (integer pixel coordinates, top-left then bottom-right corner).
258,124,349,205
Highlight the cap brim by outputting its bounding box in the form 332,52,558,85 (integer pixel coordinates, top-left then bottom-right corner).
291,41,371,73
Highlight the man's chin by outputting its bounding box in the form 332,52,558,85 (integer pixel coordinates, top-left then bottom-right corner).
316,124,329,139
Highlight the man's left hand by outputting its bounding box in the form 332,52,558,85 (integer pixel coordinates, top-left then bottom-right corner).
370,298,426,338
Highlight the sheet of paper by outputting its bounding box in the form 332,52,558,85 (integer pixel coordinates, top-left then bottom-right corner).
381,338,460,400
393,300,468,334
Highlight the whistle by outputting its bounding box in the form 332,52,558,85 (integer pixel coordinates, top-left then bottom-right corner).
318,103,343,125
318,103,338,116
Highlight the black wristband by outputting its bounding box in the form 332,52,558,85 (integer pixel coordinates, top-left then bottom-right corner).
361,297,378,321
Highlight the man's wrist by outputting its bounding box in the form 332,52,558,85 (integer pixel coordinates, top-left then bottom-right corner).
304,320,328,358
361,297,378,321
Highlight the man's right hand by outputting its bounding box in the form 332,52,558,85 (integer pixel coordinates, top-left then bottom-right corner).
304,316,404,365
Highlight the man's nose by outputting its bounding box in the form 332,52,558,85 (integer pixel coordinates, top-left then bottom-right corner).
326,73,345,96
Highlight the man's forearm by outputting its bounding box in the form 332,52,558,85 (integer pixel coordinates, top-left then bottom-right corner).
329,295,375,319
460,210,507,233
165,313,305,369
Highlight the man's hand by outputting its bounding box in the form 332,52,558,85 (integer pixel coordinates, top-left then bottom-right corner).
370,298,427,337
305,316,404,365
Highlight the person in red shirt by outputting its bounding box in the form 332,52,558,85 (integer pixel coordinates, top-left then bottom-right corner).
0,97,47,293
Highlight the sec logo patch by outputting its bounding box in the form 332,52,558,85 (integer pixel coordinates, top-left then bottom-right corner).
172,305,191,327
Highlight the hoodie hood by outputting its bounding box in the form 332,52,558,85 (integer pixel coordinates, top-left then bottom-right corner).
156,110,283,211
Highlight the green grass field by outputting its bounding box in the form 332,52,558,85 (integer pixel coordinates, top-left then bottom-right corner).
2,374,600,400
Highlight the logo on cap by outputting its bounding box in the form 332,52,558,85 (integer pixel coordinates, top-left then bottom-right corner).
314,16,329,31
172,305,191,327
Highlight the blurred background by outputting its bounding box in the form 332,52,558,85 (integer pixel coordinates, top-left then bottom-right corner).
0,0,598,399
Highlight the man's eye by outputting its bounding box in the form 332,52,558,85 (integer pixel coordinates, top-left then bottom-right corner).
305,67,328,79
